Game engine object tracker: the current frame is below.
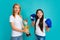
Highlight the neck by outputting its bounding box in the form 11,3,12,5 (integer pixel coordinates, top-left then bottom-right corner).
14,13,18,17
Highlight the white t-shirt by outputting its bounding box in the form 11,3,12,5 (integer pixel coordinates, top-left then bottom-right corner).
9,15,23,37
36,19,47,36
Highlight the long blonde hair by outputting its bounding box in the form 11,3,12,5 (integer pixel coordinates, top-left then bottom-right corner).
13,3,21,17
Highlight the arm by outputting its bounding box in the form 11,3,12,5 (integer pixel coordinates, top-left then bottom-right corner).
45,18,52,32
10,22,26,32
19,16,24,29
46,26,50,32
22,25,24,29
32,21,35,26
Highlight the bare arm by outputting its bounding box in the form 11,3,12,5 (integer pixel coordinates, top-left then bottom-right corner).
46,26,50,32
19,16,24,29
32,21,35,26
10,22,26,32
22,25,24,29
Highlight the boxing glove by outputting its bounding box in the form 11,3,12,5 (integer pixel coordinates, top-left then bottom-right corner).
45,18,52,28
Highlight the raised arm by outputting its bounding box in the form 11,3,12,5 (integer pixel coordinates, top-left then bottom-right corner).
46,26,50,32
32,21,35,26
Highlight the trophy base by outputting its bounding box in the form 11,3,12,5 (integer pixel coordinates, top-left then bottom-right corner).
26,33,31,37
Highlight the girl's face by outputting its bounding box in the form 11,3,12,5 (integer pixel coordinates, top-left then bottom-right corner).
14,5,20,14
37,11,43,19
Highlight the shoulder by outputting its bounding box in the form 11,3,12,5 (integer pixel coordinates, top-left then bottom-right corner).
19,15,22,18
10,15,13,17
43,18,46,23
44,19,46,21
10,15,14,19
9,15,15,22
20,15,22,18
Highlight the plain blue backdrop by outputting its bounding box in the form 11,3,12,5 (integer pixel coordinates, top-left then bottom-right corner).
0,0,60,40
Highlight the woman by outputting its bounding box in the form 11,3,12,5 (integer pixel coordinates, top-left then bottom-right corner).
9,3,27,40
32,9,50,40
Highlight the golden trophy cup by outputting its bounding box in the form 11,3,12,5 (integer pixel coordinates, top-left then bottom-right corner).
23,20,30,37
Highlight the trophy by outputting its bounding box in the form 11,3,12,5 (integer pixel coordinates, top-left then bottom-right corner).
23,20,30,37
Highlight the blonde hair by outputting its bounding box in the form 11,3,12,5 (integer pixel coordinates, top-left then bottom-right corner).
13,3,21,17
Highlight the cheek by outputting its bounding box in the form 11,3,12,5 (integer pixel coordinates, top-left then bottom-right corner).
14,8,16,11
14,9,20,12
40,14,43,17
17,9,20,12
37,14,40,17
37,13,43,18
40,13,43,16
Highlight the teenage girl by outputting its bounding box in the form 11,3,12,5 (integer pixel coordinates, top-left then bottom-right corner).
32,9,50,40
9,4,27,40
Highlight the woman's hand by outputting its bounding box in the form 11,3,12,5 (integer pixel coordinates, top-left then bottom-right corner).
23,27,28,33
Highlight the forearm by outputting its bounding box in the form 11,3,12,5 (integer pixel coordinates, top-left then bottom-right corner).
46,26,50,32
32,21,35,26
22,25,24,29
10,22,24,32
12,26,24,32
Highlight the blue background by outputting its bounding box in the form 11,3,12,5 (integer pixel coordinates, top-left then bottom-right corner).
0,0,60,40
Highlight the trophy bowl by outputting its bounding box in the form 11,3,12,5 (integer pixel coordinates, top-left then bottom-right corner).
23,20,31,37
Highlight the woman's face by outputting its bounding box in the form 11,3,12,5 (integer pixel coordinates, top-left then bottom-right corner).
37,11,43,19
13,5,20,14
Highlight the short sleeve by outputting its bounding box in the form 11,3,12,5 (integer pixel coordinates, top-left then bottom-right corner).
9,15,14,22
